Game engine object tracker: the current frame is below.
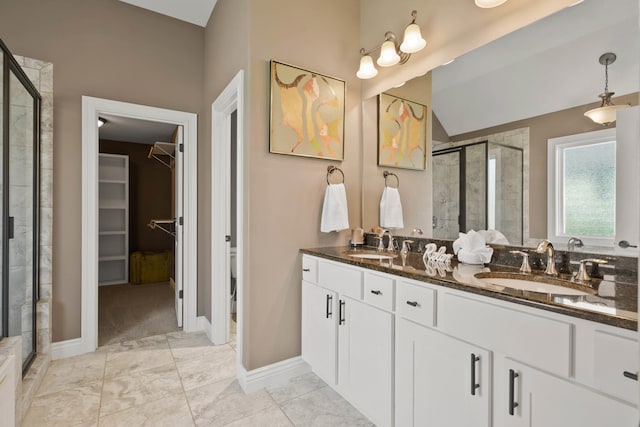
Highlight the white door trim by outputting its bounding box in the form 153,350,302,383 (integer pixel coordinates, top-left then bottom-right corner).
81,96,198,355
211,71,244,372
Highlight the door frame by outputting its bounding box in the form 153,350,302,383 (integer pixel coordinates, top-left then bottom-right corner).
81,96,198,354
211,71,244,364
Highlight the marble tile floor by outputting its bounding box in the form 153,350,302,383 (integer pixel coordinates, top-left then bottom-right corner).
22,330,373,427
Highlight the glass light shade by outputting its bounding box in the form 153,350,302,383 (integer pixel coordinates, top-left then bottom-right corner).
584,104,630,125
356,55,378,79
475,0,508,8
400,23,426,54
377,40,401,67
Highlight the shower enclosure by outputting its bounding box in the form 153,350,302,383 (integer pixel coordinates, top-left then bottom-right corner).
433,141,523,245
0,39,41,373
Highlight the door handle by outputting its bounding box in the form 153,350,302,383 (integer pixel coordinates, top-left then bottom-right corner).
8,216,14,239
339,300,345,325
623,371,638,381
470,353,480,395
509,369,519,416
325,294,332,319
370,290,382,295
406,301,419,307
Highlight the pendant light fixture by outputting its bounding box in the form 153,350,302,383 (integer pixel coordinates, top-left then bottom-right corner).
356,10,427,79
584,52,630,126
475,0,508,8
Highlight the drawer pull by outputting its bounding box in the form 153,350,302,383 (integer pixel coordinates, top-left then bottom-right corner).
325,294,333,319
339,300,346,325
509,369,519,416
623,371,638,381
303,268,311,272
406,301,419,307
471,353,480,395
370,290,382,295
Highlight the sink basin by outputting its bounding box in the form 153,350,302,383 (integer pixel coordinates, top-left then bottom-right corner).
347,252,396,260
474,273,594,296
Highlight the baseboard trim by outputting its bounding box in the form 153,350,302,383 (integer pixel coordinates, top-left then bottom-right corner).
197,315,212,341
51,338,85,360
237,356,310,393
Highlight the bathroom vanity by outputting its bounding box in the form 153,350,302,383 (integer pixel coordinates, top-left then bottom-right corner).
300,248,638,427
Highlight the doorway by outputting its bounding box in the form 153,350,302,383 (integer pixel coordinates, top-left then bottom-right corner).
81,97,198,355
97,116,181,346
211,71,244,370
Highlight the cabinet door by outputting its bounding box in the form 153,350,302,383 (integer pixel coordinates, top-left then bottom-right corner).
500,360,637,427
396,317,491,427
338,296,393,427
301,281,338,385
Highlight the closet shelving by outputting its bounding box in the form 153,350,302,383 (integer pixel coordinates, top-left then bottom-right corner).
148,141,176,169
98,153,129,286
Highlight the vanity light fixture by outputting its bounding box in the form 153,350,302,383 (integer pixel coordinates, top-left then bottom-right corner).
475,0,508,8
584,52,630,126
98,117,107,127
356,10,426,79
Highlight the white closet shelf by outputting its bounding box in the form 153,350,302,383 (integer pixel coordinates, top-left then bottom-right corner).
99,231,126,236
148,141,176,169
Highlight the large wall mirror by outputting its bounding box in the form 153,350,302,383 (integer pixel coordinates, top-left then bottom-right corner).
362,0,639,255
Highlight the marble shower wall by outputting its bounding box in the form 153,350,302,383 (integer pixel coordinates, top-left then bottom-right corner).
434,128,530,245
6,54,53,424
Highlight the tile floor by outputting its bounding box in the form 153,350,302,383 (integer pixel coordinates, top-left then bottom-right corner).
22,330,373,426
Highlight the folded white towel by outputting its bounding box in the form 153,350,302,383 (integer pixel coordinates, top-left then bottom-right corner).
478,229,509,245
321,183,349,233
453,230,493,264
380,187,404,228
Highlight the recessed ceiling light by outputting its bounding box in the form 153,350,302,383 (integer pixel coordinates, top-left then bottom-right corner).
98,118,107,127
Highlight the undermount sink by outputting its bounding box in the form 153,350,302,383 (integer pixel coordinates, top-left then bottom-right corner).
474,273,594,296
347,252,396,260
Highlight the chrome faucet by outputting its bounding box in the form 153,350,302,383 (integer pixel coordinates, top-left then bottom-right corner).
536,239,558,276
567,237,584,251
382,229,395,252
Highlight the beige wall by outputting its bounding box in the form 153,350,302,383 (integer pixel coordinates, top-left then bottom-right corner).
0,0,204,341
450,92,639,240
99,140,174,254
243,0,362,370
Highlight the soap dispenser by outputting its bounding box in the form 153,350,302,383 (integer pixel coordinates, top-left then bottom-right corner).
400,240,413,267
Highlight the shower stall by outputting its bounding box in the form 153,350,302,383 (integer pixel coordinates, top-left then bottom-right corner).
0,39,41,373
432,140,523,245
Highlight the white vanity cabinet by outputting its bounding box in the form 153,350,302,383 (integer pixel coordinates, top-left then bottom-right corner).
301,254,639,427
498,358,637,427
301,256,394,427
396,316,491,427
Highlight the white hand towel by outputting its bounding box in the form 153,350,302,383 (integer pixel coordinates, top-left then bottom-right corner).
380,187,404,228
453,230,494,264
321,183,349,233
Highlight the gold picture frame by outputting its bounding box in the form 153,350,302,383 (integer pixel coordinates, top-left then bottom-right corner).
377,93,427,170
269,60,345,160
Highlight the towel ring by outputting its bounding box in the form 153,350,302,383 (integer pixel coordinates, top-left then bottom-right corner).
327,165,344,185
383,171,400,188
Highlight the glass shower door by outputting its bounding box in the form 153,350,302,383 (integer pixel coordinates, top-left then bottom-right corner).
432,149,461,239
8,68,37,367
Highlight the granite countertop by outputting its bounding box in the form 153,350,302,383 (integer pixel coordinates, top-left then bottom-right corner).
301,246,638,331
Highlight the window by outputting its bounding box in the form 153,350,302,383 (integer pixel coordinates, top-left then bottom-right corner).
547,128,616,247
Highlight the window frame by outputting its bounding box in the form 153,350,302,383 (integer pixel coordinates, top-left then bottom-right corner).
547,128,616,247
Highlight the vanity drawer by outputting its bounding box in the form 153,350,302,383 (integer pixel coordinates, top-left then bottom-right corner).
364,272,395,312
318,260,363,299
441,292,573,377
302,255,318,284
593,330,638,404
396,280,436,327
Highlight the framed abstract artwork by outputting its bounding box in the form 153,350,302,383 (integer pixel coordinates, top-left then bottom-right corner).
269,60,345,160
377,93,427,170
